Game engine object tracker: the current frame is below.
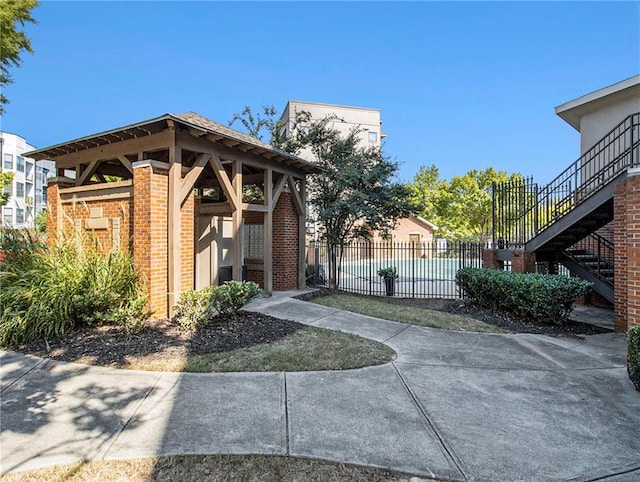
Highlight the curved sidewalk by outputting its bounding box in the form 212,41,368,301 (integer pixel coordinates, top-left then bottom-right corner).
1,293,639,481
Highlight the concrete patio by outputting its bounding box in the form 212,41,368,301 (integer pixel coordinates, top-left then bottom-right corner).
1,293,638,481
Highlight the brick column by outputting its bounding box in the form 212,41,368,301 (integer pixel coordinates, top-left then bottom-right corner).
511,250,536,273
483,249,503,270
180,190,195,293
273,192,299,290
132,161,169,319
45,177,75,245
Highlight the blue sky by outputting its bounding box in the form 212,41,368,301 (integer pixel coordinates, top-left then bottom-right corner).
2,1,638,185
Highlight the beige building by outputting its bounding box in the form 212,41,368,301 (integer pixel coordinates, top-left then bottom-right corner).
555,75,640,155
279,100,385,163
555,75,640,184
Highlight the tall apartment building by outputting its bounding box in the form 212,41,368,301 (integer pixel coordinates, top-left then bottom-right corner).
1,132,55,228
279,100,385,162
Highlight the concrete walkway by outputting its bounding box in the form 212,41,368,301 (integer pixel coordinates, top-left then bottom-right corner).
1,292,639,481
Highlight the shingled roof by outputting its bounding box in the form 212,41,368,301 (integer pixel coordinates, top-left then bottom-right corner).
24,112,320,173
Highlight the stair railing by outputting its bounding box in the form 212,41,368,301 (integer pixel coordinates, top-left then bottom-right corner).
493,112,640,247
565,232,614,284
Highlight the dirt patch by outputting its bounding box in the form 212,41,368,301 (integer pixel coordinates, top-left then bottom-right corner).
296,289,612,337
11,312,307,367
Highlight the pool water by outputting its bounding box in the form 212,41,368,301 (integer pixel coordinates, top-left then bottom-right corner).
340,257,481,281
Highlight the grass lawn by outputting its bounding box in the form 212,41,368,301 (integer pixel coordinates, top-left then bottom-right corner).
118,325,396,373
182,328,395,372
1,455,425,482
312,294,504,333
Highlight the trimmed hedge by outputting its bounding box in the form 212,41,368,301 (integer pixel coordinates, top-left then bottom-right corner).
455,268,591,325
628,325,640,391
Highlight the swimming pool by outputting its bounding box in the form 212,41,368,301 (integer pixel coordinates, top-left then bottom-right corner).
340,257,481,281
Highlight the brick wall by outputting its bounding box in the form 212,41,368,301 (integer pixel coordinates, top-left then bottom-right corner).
614,172,640,332
628,174,640,330
60,198,132,252
273,192,299,290
47,180,133,252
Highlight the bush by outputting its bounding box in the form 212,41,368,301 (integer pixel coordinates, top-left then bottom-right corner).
0,230,151,345
211,280,262,318
628,325,640,391
173,286,215,330
455,267,591,324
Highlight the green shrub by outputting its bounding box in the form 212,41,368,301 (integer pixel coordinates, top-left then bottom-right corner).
211,280,262,318
0,231,150,345
628,325,640,391
173,286,215,330
455,267,591,324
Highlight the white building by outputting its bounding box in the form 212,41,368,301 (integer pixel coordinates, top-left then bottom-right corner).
279,100,385,162
1,132,55,228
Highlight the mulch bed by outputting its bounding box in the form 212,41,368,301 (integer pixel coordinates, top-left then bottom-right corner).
13,312,307,368
295,288,612,337
11,290,611,366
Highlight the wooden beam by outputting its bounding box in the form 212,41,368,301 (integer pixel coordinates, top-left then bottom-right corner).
95,164,132,179
180,153,211,204
77,159,101,186
210,155,239,211
232,160,243,281
263,168,273,296
167,134,181,316
241,203,268,212
60,180,133,194
117,155,133,174
198,202,232,215
176,131,309,179
272,175,287,207
49,130,174,168
298,176,307,289
288,176,304,216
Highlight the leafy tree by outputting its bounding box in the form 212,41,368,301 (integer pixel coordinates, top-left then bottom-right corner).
407,164,446,227
0,0,38,115
0,172,14,206
303,118,417,288
228,104,312,154
409,165,523,241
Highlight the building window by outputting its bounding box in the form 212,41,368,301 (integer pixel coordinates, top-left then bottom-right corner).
25,160,33,178
16,182,24,198
3,153,13,170
16,156,25,172
3,183,12,197
3,207,12,225
15,208,24,225
368,131,378,143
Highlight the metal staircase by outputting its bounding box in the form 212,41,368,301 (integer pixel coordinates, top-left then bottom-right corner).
492,112,639,301
560,232,614,303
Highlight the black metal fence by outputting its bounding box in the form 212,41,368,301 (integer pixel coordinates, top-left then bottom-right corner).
306,240,485,299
